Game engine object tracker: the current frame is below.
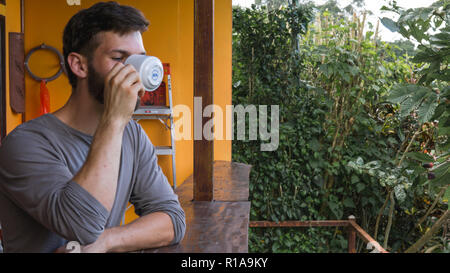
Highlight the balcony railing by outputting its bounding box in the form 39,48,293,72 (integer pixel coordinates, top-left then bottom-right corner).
250,216,388,253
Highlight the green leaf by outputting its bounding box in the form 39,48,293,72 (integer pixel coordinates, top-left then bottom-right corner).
444,187,450,210
432,171,450,187
388,84,428,104
432,103,447,121
405,152,434,163
430,32,450,46
309,138,320,150
380,17,400,33
387,84,410,103
328,200,343,220
351,174,359,184
356,157,364,166
349,66,359,76
342,73,350,83
402,87,431,115
400,97,422,118
412,49,440,63
417,100,438,124
438,127,450,136
319,64,330,77
343,198,356,208
272,242,279,252
394,185,407,203
356,183,365,193
398,129,405,142
432,161,450,180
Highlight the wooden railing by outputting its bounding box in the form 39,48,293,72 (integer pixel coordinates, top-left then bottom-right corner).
250,215,388,253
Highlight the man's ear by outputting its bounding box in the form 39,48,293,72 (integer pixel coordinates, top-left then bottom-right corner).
67,52,88,79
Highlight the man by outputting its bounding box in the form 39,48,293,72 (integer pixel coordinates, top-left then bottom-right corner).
0,1,185,253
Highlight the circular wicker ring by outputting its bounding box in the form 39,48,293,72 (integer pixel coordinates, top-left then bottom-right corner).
25,43,66,82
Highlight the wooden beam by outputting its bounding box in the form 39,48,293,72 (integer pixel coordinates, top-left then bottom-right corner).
193,0,214,201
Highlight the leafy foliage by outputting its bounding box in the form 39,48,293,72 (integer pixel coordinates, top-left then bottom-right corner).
233,1,449,253
388,40,417,58
381,0,449,209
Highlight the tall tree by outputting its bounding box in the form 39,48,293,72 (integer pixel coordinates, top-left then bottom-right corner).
255,0,297,10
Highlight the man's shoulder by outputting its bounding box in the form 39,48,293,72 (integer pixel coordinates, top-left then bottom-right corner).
0,115,56,152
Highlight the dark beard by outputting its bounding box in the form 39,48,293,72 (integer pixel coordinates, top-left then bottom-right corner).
87,62,141,111
87,62,105,105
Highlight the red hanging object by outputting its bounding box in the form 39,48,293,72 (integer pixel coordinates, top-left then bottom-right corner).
40,80,50,116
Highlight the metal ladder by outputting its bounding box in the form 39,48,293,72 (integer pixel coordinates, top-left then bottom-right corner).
133,63,177,190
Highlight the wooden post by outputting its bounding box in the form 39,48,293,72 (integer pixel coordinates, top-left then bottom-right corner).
348,215,357,253
193,0,214,201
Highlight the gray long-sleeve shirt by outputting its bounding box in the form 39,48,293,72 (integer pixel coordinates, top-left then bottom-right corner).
0,114,185,253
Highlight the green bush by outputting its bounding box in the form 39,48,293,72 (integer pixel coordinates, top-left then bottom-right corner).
233,3,448,253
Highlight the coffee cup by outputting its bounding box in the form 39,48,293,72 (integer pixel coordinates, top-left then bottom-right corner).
125,55,164,92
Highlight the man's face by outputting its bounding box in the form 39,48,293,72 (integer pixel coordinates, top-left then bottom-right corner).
87,31,147,104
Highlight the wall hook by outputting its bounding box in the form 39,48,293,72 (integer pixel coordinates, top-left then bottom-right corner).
24,43,66,83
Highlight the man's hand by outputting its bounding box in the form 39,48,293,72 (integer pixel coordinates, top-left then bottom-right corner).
55,241,105,253
102,63,145,129
55,232,110,253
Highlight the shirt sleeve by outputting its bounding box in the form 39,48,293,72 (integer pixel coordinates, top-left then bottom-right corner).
0,130,110,245
129,123,186,245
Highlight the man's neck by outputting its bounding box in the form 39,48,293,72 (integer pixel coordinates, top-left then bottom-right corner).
53,86,104,136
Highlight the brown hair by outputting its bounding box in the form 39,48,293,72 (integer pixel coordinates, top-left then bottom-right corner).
63,1,149,89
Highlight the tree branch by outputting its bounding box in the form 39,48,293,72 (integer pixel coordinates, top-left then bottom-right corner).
374,190,391,240
415,186,448,230
405,210,450,253
383,191,395,249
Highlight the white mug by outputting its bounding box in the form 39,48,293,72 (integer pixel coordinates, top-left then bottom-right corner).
125,55,164,92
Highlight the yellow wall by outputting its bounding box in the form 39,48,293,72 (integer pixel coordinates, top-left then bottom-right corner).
2,0,24,134
22,0,232,198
